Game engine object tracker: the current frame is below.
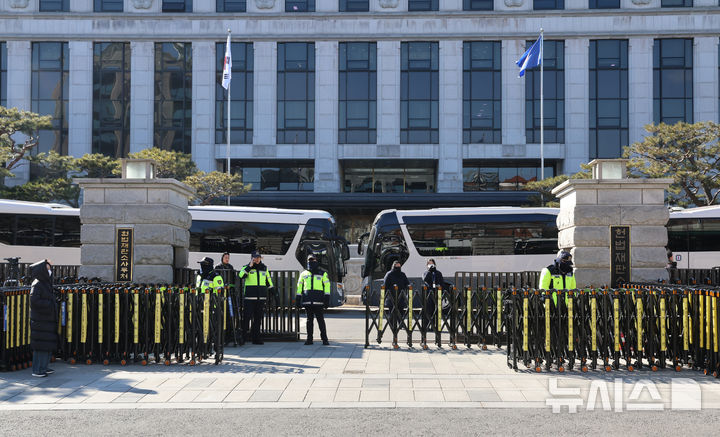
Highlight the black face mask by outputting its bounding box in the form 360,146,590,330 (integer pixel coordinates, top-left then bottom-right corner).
308,261,319,271
428,265,436,271
558,260,573,275
393,266,401,272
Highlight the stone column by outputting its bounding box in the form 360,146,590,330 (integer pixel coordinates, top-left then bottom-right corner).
71,0,93,12
693,37,719,123
438,40,463,193
77,178,195,283
130,41,154,153
441,0,462,10
376,40,400,147
495,0,532,12
628,37,654,146
5,41,32,186
565,0,588,9
563,38,589,174
621,0,660,8
192,0,214,12
192,41,216,172
501,39,526,146
314,41,340,192
4,0,38,12
248,0,283,13
253,41,277,146
125,0,162,13
68,41,93,158
316,0,338,11
553,161,672,287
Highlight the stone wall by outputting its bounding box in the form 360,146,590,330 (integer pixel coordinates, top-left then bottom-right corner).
77,178,194,284
552,178,673,287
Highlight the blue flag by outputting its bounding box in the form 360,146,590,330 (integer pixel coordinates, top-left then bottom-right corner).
516,34,543,78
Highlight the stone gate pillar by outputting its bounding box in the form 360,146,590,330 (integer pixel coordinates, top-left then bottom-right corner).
76,160,195,284
551,159,672,287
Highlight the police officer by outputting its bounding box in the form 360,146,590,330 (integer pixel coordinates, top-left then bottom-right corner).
383,259,410,333
215,252,234,272
196,257,225,294
539,250,576,305
296,254,330,345
238,251,273,345
422,258,445,329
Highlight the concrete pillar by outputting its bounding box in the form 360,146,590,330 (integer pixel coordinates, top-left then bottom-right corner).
5,41,31,186
376,40,400,146
316,0,338,11
193,0,214,12
495,0,531,12
253,41,277,146
628,37,654,146
68,41,93,158
565,0,588,9
693,37,719,123
130,41,154,154
501,39,526,146
438,40,463,193
563,38,589,174
78,177,195,283
441,0,462,10
192,41,216,172
314,41,340,192
124,0,161,12
621,0,660,8
553,160,672,287
71,0,93,12
3,0,38,12
248,0,283,13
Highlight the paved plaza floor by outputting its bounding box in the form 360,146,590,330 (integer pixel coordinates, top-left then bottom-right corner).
2,310,720,412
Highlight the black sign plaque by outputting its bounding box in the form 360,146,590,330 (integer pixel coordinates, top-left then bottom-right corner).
610,225,630,287
115,228,133,282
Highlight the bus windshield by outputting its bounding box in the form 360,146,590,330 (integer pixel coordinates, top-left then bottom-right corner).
363,212,408,280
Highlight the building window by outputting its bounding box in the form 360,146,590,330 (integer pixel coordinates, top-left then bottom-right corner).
0,43,6,107
589,0,619,7
40,0,69,11
286,0,315,11
408,0,438,10
31,42,69,155
340,0,369,11
463,0,493,10
590,40,628,159
653,38,693,125
216,0,246,11
343,161,436,193
216,42,253,144
163,0,192,12
339,42,376,144
230,160,314,191
661,0,692,6
154,43,192,153
401,42,439,144
463,162,556,191
533,0,564,9
525,40,564,144
463,41,501,144
277,42,315,144
94,0,123,11
93,42,131,158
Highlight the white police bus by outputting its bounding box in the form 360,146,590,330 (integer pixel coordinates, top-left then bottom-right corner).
357,207,560,287
0,200,349,306
357,206,720,287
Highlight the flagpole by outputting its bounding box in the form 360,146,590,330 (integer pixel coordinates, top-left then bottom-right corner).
540,28,544,183
226,29,231,206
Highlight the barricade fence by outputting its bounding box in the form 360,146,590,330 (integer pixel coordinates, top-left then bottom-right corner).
364,281,720,378
1,270,300,371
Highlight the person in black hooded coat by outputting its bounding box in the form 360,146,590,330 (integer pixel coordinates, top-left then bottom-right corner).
30,259,58,377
